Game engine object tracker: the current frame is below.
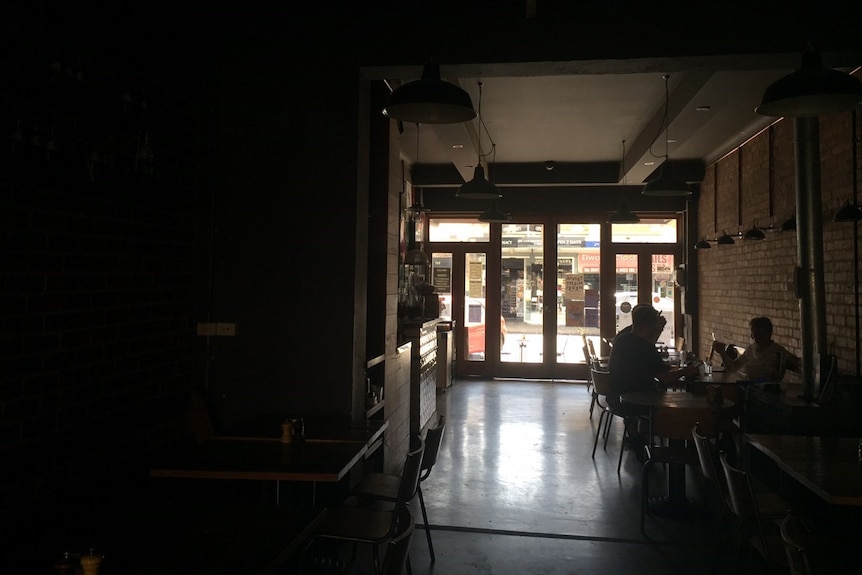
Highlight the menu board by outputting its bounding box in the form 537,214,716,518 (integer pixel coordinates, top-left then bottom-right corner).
432,267,451,293
564,273,585,300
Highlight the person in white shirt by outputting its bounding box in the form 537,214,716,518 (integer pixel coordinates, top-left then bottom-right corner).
712,317,800,382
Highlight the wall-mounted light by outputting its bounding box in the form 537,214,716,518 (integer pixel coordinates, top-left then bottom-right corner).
716,230,740,245
779,214,797,231
694,237,716,250
833,200,862,223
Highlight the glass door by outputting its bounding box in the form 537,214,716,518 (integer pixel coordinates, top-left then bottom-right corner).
605,218,681,354
493,221,600,381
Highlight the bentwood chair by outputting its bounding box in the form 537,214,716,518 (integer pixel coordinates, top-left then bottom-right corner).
313,437,425,574
719,451,787,572
352,415,446,562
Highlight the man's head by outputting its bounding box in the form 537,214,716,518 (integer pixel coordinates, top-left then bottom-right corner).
749,316,773,344
632,305,665,342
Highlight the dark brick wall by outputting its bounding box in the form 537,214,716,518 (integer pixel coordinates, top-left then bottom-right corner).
0,5,203,518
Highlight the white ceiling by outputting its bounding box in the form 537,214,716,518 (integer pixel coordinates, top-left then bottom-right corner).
375,55,860,189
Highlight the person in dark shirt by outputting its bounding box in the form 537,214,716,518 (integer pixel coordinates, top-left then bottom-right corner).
608,305,699,454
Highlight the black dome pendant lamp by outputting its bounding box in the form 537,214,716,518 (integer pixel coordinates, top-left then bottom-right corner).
643,74,692,197
457,81,502,200
756,50,862,118
383,62,477,125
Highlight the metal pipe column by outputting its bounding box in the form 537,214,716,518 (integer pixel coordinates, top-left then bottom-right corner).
795,117,827,401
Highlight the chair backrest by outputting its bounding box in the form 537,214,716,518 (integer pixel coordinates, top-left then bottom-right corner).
691,422,722,485
381,505,415,575
652,406,717,441
780,511,813,575
397,436,426,504
587,339,597,362
420,415,445,481
719,451,771,554
590,368,612,396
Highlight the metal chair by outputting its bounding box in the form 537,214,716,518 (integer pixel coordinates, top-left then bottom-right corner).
313,437,425,574
589,367,635,474
719,451,787,571
352,416,445,562
381,505,415,575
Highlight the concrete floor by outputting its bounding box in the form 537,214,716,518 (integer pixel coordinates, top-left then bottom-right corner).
336,378,781,575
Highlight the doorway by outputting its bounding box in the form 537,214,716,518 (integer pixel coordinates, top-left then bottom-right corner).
428,216,681,381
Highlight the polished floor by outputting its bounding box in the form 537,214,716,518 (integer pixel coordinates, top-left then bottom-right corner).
341,378,778,575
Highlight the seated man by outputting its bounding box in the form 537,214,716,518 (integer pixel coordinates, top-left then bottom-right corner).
608,305,700,454
712,316,800,382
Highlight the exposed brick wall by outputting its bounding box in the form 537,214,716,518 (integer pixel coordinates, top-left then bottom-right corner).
697,111,862,378
0,8,201,516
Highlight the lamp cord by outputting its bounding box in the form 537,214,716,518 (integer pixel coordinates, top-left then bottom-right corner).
649,74,672,160
476,81,497,162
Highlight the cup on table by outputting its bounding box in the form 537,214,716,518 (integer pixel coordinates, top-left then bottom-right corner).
703,363,713,376
705,383,723,405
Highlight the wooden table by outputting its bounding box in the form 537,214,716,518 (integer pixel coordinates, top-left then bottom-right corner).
621,390,735,515
150,437,370,483
746,434,862,507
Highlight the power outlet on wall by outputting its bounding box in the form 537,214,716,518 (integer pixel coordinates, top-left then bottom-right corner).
196,322,237,336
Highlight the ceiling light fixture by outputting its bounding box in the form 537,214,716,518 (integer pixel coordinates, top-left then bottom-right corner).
383,61,477,124
643,74,692,197
756,50,862,117
457,81,502,200
608,141,640,223
607,200,640,223
478,202,511,223
405,126,431,220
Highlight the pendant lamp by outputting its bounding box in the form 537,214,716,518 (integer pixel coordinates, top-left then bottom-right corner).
478,202,511,223
756,50,862,118
456,81,502,199
457,164,502,199
643,75,691,197
383,62,477,124
607,200,640,223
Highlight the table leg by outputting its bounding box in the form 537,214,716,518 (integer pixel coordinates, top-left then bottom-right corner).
648,439,698,516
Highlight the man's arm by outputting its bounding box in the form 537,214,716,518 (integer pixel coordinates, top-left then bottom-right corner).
655,363,700,384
